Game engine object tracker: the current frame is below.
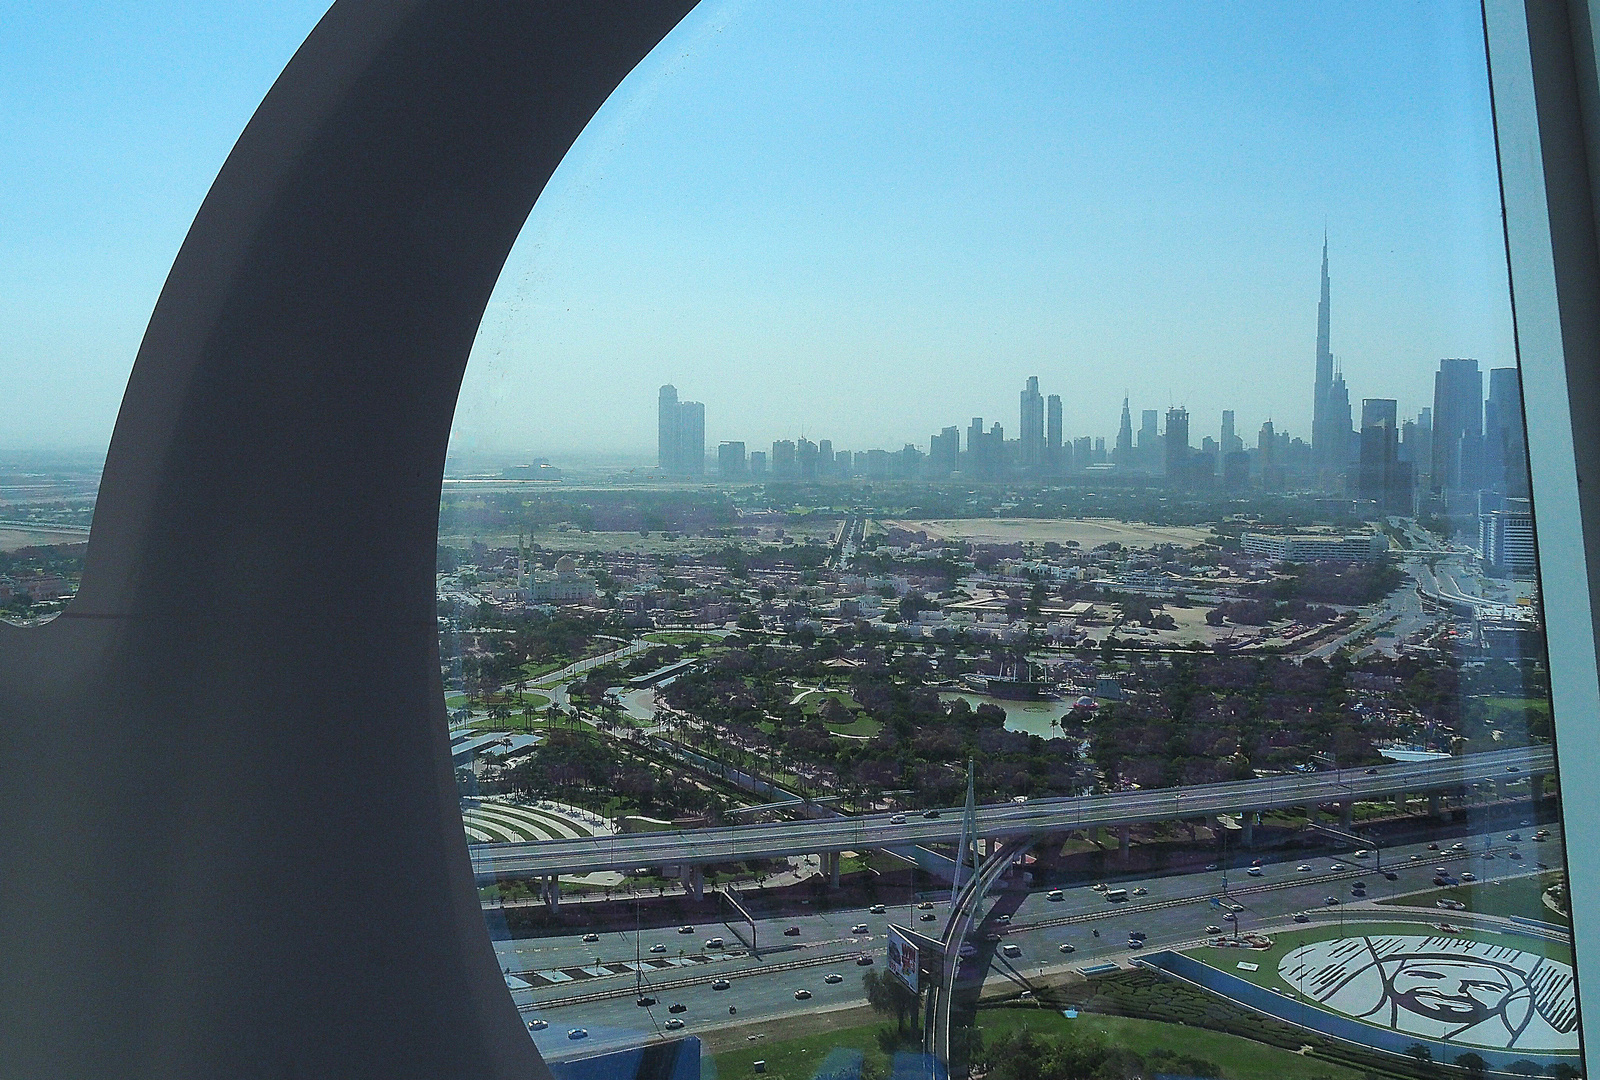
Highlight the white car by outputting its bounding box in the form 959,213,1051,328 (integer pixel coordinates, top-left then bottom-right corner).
567,1029,588,1040
665,1018,685,1030
889,814,907,824
1246,867,1263,876
1297,864,1312,872
1001,943,1022,958
650,943,667,954
528,1019,548,1030
1058,943,1075,954
704,937,725,950
851,924,870,934
825,973,843,984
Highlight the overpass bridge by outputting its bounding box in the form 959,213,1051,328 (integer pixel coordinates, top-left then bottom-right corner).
468,745,1551,884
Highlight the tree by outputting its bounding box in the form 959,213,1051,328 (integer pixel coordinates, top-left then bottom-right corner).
1454,1053,1487,1078
862,969,919,1032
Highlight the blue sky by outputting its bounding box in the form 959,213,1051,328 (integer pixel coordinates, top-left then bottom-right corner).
3,2,1512,460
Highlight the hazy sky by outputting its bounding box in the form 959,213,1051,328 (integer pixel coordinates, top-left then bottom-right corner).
4,3,1512,460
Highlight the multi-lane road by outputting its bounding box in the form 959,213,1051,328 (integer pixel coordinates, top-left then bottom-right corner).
512,815,1567,1061
470,746,1550,879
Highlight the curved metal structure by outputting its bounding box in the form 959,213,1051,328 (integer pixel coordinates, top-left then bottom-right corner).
0,3,695,1077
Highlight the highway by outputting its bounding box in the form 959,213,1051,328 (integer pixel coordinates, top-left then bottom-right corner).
508,815,1567,1062
476,748,1549,878
469,746,1551,879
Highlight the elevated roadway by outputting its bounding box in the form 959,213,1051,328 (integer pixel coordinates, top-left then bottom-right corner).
469,746,1551,880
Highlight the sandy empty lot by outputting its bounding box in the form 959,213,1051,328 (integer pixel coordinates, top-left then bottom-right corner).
0,527,89,553
885,517,1211,549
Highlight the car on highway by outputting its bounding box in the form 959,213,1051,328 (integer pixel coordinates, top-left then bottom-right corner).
794,989,812,1000
567,1029,588,1040
1091,883,1107,891
1508,765,1521,773
1428,843,1440,850
918,901,935,910
669,1003,686,1013
1223,912,1237,921
825,973,843,984
637,996,656,1007
856,955,874,966
923,810,941,819
1353,849,1370,859
920,913,936,922
1460,872,1477,882
783,926,801,936
1411,853,1423,860
1293,913,1310,923
1297,864,1312,872
1047,889,1065,901
890,814,907,824
650,943,667,953
1205,925,1222,934
996,914,1011,924
1246,867,1263,876
1058,943,1076,954
528,1019,548,1030
870,904,887,914
665,1018,685,1031
1205,863,1219,871
1507,833,1522,842
1129,931,1146,940
1325,897,1340,906
678,925,694,934
1437,898,1467,911
1002,943,1022,958
1131,887,1148,896
705,938,725,950
712,979,731,991
983,931,1002,942
1365,767,1378,775
1509,850,1523,860
1383,871,1398,880
582,933,600,943
851,924,870,934
1451,842,1467,851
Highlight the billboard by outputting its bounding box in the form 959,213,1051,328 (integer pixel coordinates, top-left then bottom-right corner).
887,925,920,993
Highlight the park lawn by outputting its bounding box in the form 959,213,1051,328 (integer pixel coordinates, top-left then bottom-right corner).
1469,695,1551,726
644,630,721,645
975,1006,1370,1080
712,1020,909,1080
827,713,883,738
1378,869,1567,926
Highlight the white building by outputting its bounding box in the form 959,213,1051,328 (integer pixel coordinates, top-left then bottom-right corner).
1479,502,1536,577
1241,532,1387,564
525,555,598,603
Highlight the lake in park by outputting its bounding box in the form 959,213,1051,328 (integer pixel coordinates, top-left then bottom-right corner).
938,692,1080,740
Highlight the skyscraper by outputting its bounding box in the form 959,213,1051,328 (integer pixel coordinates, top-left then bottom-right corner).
1046,395,1063,466
658,384,679,472
1221,410,1241,454
657,384,704,475
1164,406,1189,480
929,426,960,474
1019,377,1045,467
1358,398,1410,512
1138,409,1160,470
1115,395,1134,464
1310,239,1350,486
679,400,704,475
1485,367,1528,496
1432,358,1484,493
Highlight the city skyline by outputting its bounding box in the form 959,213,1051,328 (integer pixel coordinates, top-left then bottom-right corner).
655,240,1527,508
